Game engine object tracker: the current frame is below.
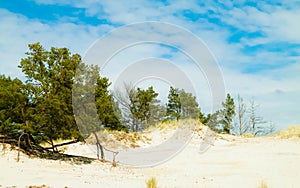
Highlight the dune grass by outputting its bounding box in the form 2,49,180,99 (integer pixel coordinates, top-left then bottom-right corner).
257,180,269,188
146,177,157,188
275,126,300,139
242,132,255,138
153,119,201,131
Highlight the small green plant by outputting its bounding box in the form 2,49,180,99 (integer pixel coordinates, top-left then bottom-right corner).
146,177,157,188
257,180,269,188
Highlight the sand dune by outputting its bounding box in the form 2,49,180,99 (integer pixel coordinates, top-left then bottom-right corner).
1,125,299,188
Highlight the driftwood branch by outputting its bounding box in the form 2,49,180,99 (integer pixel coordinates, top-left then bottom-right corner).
92,132,118,166
103,147,119,167
43,139,80,150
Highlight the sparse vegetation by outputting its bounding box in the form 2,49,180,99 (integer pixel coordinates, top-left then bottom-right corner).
257,180,269,188
276,126,300,139
146,177,157,188
242,132,255,138
27,185,50,188
156,120,179,130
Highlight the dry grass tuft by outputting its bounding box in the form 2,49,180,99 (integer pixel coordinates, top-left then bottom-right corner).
154,119,200,131
27,185,50,188
1,142,7,152
243,132,255,138
112,131,151,148
84,119,202,150
157,120,179,130
1,143,14,154
85,129,153,149
257,180,269,188
146,177,157,188
276,125,300,139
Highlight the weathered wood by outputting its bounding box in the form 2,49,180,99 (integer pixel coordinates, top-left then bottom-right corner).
93,132,104,160
107,148,118,167
43,139,80,150
1,135,95,164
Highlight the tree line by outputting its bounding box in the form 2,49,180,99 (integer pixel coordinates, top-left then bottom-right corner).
0,43,273,155
201,94,275,135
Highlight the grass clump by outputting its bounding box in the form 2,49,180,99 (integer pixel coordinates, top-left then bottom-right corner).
27,185,50,188
156,120,179,130
243,132,255,138
276,126,300,139
146,177,157,188
257,180,269,188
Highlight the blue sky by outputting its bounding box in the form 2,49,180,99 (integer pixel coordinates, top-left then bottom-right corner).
0,0,300,130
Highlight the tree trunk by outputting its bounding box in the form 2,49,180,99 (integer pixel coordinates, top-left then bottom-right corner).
93,132,104,160
50,138,55,152
239,118,242,136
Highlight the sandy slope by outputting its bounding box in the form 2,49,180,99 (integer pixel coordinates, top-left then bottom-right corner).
0,129,299,188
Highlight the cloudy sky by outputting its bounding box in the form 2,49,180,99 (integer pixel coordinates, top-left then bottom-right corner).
0,0,299,130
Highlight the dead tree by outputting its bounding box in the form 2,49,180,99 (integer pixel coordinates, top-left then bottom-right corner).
236,95,249,135
93,132,104,160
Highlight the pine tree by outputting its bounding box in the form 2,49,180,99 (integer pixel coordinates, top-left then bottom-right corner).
221,93,235,134
136,86,159,125
116,85,159,131
199,111,210,124
95,73,125,131
0,75,30,138
166,87,181,120
179,89,200,119
19,42,82,150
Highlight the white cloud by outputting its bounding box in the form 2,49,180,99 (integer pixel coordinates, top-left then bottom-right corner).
0,8,113,79
216,3,300,44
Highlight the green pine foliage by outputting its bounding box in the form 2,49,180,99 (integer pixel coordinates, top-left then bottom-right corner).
166,86,181,120
18,42,83,148
166,87,200,120
126,86,160,131
0,75,31,138
94,69,125,131
221,93,236,134
179,89,200,119
205,93,236,134
0,43,127,153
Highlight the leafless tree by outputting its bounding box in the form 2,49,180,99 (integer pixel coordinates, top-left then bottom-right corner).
236,95,249,135
266,121,276,135
249,100,266,136
113,83,138,131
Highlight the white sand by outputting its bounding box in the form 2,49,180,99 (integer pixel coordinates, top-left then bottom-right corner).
1,131,299,188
